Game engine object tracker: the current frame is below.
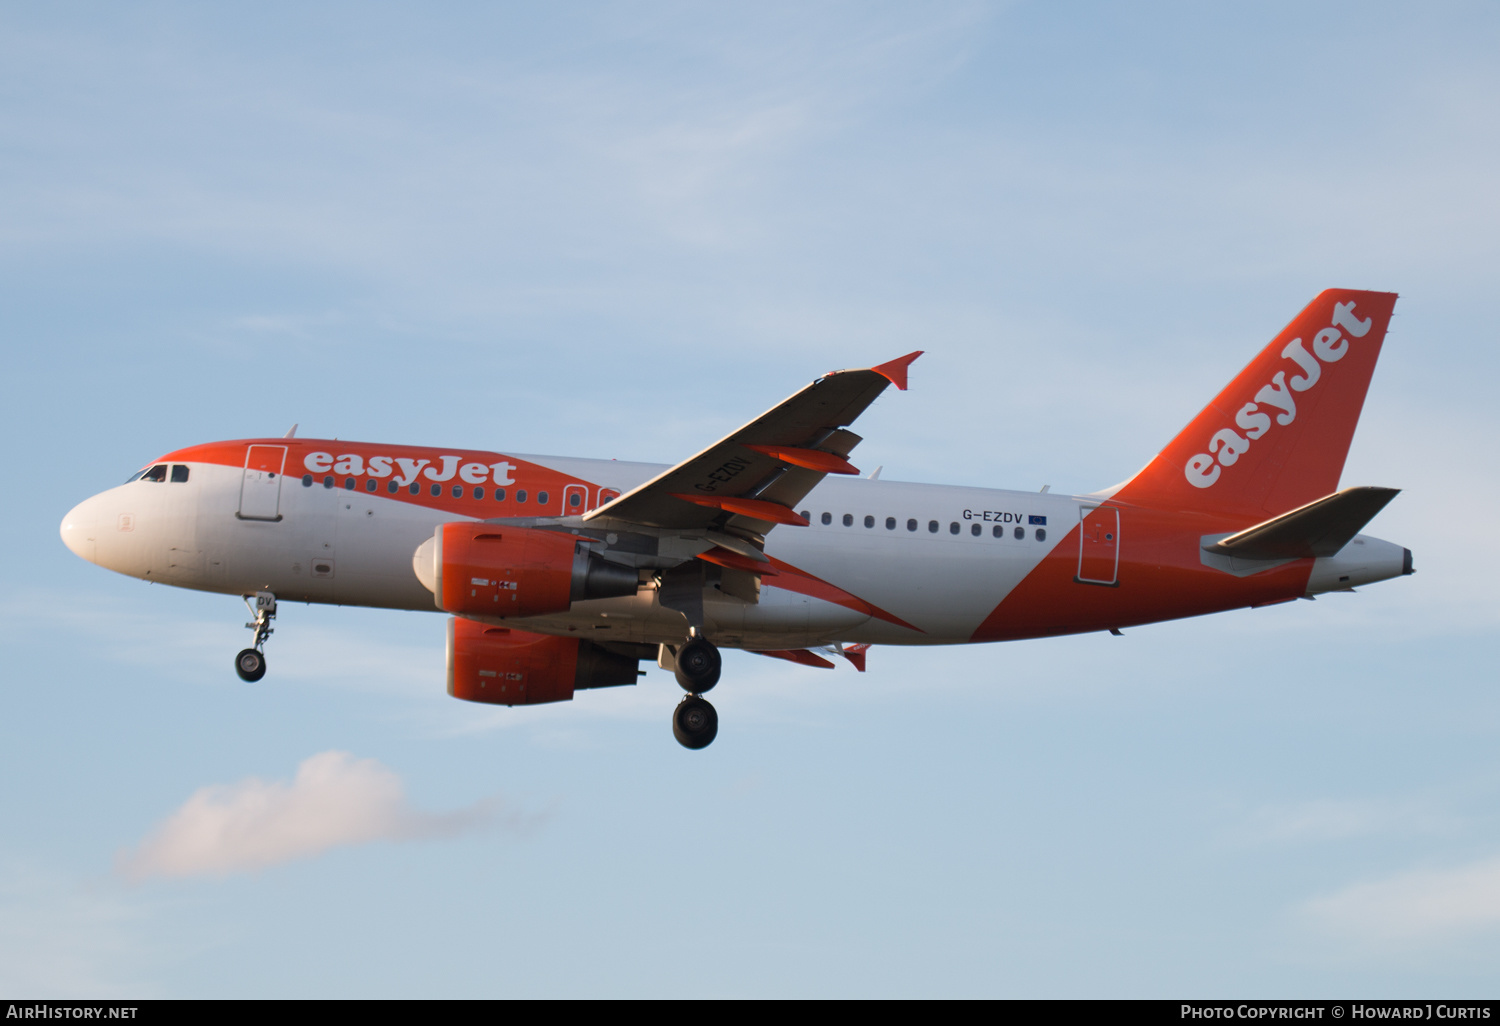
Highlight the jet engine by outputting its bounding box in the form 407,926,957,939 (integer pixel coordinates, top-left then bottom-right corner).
446,617,639,706
414,522,639,617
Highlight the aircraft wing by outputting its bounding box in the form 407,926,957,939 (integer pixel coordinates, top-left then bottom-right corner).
583,352,922,533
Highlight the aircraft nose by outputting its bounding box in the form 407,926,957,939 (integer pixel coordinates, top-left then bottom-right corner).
60,498,98,564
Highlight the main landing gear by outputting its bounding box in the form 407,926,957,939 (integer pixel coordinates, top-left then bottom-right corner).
235,591,276,683
670,634,721,750
673,695,718,750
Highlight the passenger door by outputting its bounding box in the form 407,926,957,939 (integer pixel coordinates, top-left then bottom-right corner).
239,445,287,521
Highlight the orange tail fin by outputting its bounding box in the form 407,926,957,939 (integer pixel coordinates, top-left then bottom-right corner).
1113,289,1397,519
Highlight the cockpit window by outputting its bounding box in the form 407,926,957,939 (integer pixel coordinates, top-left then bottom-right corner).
170,465,190,483
141,465,168,483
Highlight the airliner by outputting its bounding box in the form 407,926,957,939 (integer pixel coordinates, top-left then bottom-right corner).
60,289,1412,748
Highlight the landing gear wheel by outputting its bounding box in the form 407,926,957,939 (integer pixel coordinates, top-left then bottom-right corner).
673,637,721,693
236,592,277,683
673,695,719,750
235,648,267,683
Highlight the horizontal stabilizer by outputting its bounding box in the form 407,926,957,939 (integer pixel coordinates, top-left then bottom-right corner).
1203,486,1400,560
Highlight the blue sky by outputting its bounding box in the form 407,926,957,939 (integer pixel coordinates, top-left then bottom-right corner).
3,2,1499,996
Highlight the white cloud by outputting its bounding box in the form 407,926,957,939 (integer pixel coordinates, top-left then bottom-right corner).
117,751,515,881
1300,856,1500,947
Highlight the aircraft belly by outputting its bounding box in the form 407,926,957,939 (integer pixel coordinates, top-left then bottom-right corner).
493,584,870,649
709,588,869,648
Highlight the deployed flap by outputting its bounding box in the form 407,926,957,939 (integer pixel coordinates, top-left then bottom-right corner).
584,353,921,532
1203,486,1400,560
752,649,838,669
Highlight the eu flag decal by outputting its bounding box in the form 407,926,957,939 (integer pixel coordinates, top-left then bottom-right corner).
1028,515,1047,525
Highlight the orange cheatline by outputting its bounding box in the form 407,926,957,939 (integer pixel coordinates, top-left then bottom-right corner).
668,494,810,526
743,445,859,475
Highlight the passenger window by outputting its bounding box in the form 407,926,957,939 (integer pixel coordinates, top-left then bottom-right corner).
143,465,167,483
1014,526,1023,540
570,493,582,508
345,478,356,490
821,512,832,525
474,487,485,500
928,520,938,533
949,522,959,535
323,476,334,489
409,483,420,495
907,519,917,532
992,525,1002,538
538,491,549,506
800,510,810,521
495,488,507,502
517,489,528,503
302,474,313,487
842,514,853,527
387,481,399,493
366,479,377,492
452,485,463,498
171,465,190,483
886,517,896,530
864,515,875,528
971,523,981,536
1036,528,1046,542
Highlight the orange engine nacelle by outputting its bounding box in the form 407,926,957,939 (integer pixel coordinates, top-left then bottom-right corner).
422,521,638,618
447,618,640,706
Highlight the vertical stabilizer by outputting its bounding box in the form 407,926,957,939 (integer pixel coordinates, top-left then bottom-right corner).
1113,289,1397,519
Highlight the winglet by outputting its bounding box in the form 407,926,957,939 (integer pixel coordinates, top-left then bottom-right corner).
871,351,923,391
840,643,870,672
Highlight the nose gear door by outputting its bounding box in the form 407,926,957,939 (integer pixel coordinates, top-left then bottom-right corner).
239,445,287,521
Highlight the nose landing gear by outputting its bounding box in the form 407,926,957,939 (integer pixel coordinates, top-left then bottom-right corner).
235,591,276,683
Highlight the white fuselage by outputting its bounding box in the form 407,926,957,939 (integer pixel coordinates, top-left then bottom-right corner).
60,449,1409,652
